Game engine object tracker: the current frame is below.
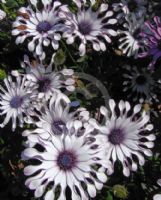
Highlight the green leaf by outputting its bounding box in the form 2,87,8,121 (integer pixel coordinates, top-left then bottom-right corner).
77,55,88,63
0,69,6,80
76,80,85,88
54,49,66,66
6,0,19,8
0,137,4,145
106,192,113,200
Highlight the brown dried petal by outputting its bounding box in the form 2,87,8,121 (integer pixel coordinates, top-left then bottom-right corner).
17,11,30,19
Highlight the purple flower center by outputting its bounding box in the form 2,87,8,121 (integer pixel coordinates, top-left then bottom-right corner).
57,150,77,170
37,21,51,33
108,128,125,145
136,75,147,85
78,20,92,35
10,96,23,109
52,120,66,135
128,0,138,12
38,77,51,93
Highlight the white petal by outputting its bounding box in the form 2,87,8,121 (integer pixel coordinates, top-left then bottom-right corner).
61,69,74,76
153,194,161,200
35,185,45,198
133,104,141,114
123,165,130,177
44,190,55,200
79,43,86,56
108,19,117,24
100,106,108,116
96,172,107,183
28,40,35,52
87,184,96,198
93,43,100,51
74,120,82,130
65,78,75,85
157,179,161,186
30,0,37,7
99,4,108,13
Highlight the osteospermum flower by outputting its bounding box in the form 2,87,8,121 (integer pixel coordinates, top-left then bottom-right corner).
59,0,117,56
23,92,90,140
22,55,75,100
113,0,147,20
22,126,112,200
118,15,144,58
138,16,161,69
90,99,155,176
122,65,158,102
12,0,67,60
0,75,37,131
153,179,161,200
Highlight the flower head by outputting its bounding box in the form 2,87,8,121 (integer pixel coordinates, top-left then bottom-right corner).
0,75,37,131
90,99,155,176
23,92,90,141
22,55,75,100
22,125,112,199
113,0,147,20
118,15,144,58
122,65,158,102
113,184,128,199
60,0,117,56
12,0,67,60
139,16,161,69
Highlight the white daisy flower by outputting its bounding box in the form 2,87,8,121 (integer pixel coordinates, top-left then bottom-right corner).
118,15,144,58
12,0,67,60
90,99,155,177
59,0,117,56
22,126,112,200
0,75,37,131
22,55,75,101
122,65,158,102
23,92,90,142
113,0,147,20
153,179,161,200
